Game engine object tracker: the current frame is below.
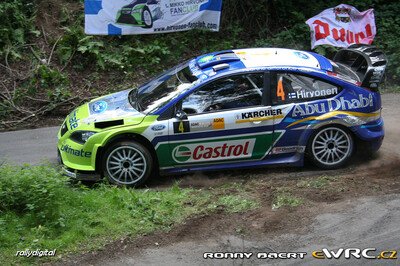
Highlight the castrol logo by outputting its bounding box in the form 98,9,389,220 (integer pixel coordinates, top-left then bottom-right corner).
172,139,256,163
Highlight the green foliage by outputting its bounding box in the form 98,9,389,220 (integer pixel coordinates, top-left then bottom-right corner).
29,65,71,102
0,165,68,226
297,175,337,189
272,188,303,209
0,0,37,60
216,195,259,213
0,164,259,264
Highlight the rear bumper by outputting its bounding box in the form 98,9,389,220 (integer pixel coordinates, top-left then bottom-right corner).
352,118,384,141
358,135,384,154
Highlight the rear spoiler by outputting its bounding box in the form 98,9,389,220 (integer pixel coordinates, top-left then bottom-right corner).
333,44,387,90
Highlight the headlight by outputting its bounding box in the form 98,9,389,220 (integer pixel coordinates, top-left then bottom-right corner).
70,131,97,144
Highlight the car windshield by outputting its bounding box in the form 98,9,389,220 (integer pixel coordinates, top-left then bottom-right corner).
132,61,199,114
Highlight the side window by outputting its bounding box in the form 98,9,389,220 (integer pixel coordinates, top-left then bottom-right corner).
272,72,340,105
181,73,263,115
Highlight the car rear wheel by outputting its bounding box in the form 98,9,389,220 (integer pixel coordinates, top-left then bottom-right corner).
103,141,153,186
308,126,353,169
141,6,153,28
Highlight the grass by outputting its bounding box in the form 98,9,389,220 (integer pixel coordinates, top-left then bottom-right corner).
272,188,303,210
296,175,337,189
0,165,259,265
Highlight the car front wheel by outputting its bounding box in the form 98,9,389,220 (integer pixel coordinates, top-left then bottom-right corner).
141,6,153,28
103,141,153,186
308,126,354,169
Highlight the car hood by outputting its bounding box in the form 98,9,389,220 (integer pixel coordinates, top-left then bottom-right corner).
66,89,145,131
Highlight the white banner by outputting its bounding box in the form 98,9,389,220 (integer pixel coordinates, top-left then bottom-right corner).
84,0,222,35
306,4,376,48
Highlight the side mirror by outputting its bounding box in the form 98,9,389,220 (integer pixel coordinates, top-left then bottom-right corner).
175,110,188,120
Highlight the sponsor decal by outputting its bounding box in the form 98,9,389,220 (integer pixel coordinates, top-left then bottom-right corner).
294,52,309,60
292,94,373,117
68,110,79,130
288,87,338,100
272,146,305,154
91,100,108,114
172,139,256,163
173,120,190,133
151,124,166,131
198,55,214,64
190,121,212,128
212,118,225,129
238,109,282,120
236,109,283,123
60,144,91,158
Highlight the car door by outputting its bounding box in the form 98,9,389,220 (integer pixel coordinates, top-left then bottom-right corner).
163,72,281,169
268,71,342,155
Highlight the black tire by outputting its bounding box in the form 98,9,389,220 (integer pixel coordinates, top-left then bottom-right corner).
102,141,153,187
141,6,153,28
307,126,354,170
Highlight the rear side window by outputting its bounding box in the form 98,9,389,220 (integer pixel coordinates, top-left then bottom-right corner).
272,72,340,105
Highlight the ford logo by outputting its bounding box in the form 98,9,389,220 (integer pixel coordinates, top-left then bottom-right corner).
151,124,166,131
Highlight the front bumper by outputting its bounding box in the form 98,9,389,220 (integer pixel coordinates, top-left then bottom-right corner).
58,149,101,181
63,167,102,181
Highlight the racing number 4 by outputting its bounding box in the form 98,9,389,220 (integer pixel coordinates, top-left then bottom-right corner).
178,121,184,133
277,76,285,101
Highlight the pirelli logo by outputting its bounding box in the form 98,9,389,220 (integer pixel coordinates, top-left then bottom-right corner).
236,109,283,123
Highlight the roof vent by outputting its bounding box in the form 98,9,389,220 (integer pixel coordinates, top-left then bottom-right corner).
212,63,230,72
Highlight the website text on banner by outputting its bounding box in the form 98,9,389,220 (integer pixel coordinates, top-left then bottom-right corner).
84,0,222,35
306,4,376,48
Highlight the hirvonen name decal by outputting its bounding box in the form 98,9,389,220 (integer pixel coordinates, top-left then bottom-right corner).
236,109,283,123
288,87,338,99
172,139,256,163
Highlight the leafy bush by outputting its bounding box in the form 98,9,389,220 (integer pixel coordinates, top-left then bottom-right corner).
0,165,69,226
0,164,259,264
28,65,71,102
0,0,37,60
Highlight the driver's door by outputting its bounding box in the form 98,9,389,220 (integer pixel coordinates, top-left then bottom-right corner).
164,72,279,169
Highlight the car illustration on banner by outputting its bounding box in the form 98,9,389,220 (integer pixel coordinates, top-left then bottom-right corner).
57,45,386,186
116,0,162,28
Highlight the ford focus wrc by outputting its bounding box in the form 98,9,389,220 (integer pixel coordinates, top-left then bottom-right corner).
57,45,386,186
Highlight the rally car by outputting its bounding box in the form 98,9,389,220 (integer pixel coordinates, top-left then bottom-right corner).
116,0,162,28
58,45,386,186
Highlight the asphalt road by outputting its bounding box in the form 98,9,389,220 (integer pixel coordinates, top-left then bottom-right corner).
0,126,59,165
